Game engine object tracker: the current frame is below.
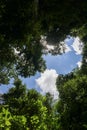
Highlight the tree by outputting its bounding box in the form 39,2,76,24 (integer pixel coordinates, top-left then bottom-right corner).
1,0,87,84
3,79,47,130
56,75,87,130
0,107,28,130
0,0,46,84
23,89,47,130
3,78,27,115
0,108,12,130
11,115,28,130
43,93,53,129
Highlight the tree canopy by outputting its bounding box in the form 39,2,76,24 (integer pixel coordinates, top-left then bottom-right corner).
0,1,87,129
56,75,87,130
0,0,87,83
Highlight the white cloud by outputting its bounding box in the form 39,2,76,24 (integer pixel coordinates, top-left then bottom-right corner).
72,37,83,55
77,61,82,68
36,69,58,99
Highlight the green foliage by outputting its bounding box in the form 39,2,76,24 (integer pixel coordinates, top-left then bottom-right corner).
11,115,28,130
0,107,29,130
56,75,87,130
3,78,27,115
1,1,87,129
1,0,87,83
0,108,12,130
3,79,48,130
0,0,47,84
2,78,61,129
25,90,47,130
2,73,87,130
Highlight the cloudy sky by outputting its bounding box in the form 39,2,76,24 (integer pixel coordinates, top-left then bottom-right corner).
0,36,83,99
35,36,83,99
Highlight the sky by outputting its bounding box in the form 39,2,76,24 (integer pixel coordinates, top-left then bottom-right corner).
0,36,83,99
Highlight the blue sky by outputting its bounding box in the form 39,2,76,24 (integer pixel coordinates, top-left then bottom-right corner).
43,52,81,74
0,37,83,98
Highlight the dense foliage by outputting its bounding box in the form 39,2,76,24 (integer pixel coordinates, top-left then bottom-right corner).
0,0,87,129
0,71,87,129
56,74,87,130
0,79,58,130
0,0,87,84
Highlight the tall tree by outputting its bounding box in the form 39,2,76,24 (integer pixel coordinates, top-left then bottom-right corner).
0,0,87,84
56,75,87,130
3,79,48,130
3,78,27,115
